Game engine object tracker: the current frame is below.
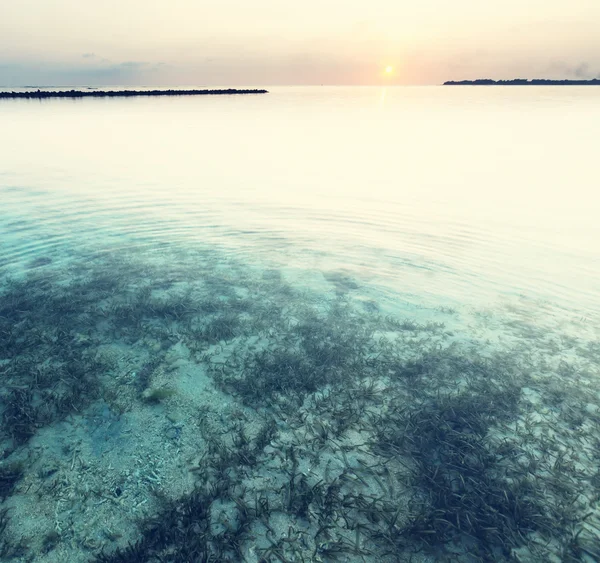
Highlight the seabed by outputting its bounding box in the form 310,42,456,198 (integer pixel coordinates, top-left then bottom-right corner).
0,245,599,562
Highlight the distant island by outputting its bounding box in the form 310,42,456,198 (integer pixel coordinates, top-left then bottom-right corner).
444,79,600,86
0,88,268,100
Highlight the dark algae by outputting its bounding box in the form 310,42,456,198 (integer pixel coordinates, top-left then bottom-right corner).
0,248,599,561
0,88,268,100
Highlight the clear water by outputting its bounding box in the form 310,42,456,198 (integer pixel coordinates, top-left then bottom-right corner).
0,87,599,561
2,86,599,315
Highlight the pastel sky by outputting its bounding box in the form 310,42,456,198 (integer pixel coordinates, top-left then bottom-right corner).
2,0,600,86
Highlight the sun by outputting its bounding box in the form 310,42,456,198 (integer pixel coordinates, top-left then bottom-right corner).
385,66,393,74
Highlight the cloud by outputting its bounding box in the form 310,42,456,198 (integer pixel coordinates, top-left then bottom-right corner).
546,60,600,79
573,62,589,77
82,53,96,59
0,60,168,87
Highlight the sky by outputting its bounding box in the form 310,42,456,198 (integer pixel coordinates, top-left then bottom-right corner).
1,0,600,86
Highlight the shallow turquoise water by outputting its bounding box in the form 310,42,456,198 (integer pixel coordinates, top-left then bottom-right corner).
0,87,599,561
1,86,599,318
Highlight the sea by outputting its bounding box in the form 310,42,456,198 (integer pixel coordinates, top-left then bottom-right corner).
0,86,598,562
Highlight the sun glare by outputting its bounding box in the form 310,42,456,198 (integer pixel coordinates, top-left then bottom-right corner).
385,66,393,74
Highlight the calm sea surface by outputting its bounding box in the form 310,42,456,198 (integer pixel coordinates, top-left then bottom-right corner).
1,86,599,318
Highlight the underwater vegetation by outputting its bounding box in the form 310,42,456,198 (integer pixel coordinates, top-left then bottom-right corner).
0,461,23,501
0,272,118,450
0,249,598,561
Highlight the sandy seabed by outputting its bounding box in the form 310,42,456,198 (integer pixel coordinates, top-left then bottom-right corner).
0,245,599,562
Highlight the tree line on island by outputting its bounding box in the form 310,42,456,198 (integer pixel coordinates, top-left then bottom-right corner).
0,88,268,99
444,78,600,85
